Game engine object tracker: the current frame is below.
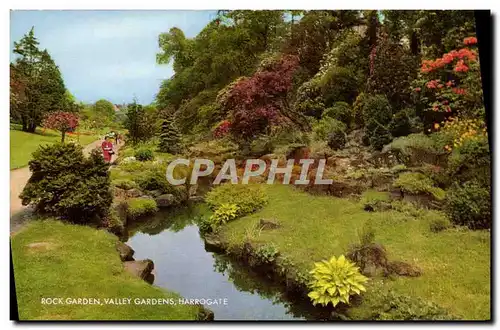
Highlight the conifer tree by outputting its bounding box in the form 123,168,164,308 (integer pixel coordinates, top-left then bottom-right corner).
158,116,181,154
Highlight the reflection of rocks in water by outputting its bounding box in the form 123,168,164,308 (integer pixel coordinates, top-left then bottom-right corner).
123,204,209,239
210,254,339,320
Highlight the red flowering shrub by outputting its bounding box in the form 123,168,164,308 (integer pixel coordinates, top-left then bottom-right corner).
219,55,300,143
412,36,484,130
42,111,79,143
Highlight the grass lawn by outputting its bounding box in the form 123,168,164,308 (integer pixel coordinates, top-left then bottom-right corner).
219,184,490,320
10,126,101,169
11,220,201,320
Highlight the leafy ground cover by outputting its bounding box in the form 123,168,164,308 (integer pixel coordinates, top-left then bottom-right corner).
219,184,490,320
11,220,201,320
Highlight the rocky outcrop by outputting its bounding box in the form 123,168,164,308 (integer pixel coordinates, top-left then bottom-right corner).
155,194,176,208
197,307,215,321
259,218,281,230
113,187,143,200
189,195,205,203
124,259,154,280
116,241,134,261
387,260,423,277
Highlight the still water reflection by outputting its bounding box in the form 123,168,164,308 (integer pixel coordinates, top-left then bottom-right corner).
125,206,310,320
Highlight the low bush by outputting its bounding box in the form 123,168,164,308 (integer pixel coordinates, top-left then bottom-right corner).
429,216,451,233
322,102,352,127
389,108,422,138
209,203,239,229
318,66,360,106
389,133,449,166
393,172,445,201
444,181,491,229
362,95,393,150
20,143,112,223
135,165,178,196
308,255,368,307
360,190,391,212
126,198,158,220
295,97,326,119
134,148,154,161
197,216,213,236
112,179,138,190
205,184,268,217
447,135,491,187
312,117,347,142
255,244,279,264
362,288,455,320
327,127,347,150
390,200,426,218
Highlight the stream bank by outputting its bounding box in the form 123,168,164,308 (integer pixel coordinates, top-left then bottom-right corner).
122,205,338,320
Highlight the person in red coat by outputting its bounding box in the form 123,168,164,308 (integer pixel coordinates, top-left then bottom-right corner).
101,135,114,163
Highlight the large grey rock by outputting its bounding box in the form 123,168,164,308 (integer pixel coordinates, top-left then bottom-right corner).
127,188,143,198
147,190,163,198
155,194,176,208
116,242,134,261
124,259,154,280
189,195,205,203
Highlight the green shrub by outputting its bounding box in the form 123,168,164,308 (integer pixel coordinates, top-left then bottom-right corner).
312,117,347,142
118,159,148,173
318,66,360,106
322,102,352,127
394,172,445,200
429,217,451,233
250,135,275,156
135,165,178,196
197,216,213,236
390,200,426,218
362,95,393,150
134,148,154,161
255,244,279,264
112,179,138,190
327,128,347,150
209,203,239,229
390,133,449,166
295,97,326,119
366,37,417,109
360,190,391,212
445,181,491,229
294,77,324,118
364,289,455,320
205,184,268,217
448,135,491,186
352,92,369,128
308,255,368,307
20,143,112,223
389,108,422,137
126,198,158,220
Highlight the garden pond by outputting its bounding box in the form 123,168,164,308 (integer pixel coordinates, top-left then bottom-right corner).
123,205,333,321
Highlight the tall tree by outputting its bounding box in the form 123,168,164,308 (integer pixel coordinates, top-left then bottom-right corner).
11,28,66,132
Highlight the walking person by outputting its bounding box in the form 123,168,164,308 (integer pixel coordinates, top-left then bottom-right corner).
101,134,114,163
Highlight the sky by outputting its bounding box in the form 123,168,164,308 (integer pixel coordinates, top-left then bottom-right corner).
10,10,217,105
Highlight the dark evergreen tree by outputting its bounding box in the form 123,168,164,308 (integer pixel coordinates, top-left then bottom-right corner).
11,27,66,132
158,116,181,154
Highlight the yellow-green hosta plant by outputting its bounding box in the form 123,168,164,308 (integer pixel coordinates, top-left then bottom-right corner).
308,255,368,307
209,203,240,229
